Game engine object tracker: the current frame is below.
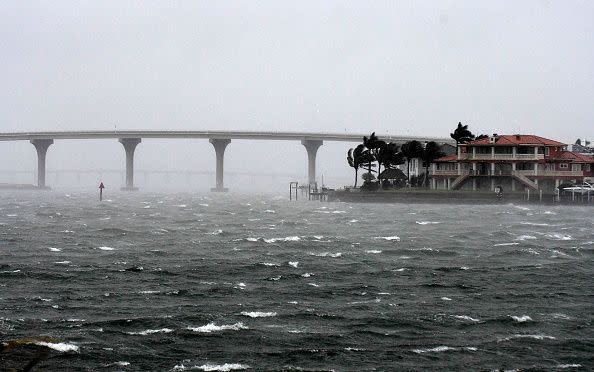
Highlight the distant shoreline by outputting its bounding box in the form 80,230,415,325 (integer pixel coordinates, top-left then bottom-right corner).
0,183,48,190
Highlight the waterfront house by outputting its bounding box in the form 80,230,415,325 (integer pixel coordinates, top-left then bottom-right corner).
430,134,594,192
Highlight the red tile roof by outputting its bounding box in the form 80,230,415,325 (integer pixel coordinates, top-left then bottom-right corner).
553,151,594,163
464,135,566,147
434,154,458,162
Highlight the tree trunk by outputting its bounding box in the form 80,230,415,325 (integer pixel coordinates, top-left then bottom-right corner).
354,168,358,188
407,159,411,183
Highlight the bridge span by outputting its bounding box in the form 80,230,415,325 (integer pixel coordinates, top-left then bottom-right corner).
0,130,452,191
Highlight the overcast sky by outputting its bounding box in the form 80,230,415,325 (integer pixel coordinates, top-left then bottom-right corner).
1,1,593,191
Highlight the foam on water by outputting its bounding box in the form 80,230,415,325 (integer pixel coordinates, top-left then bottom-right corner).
240,311,277,318
127,328,174,335
188,322,247,333
98,246,115,251
510,315,532,322
412,345,477,353
35,341,79,352
173,363,250,371
374,236,400,241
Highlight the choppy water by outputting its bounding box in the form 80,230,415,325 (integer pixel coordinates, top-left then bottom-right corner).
1,191,593,371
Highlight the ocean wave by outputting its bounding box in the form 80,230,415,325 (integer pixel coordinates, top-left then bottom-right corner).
240,311,277,318
98,246,115,251
35,341,79,352
493,242,519,246
415,221,440,225
127,328,174,335
412,345,476,354
545,233,572,241
288,261,299,268
187,322,247,333
510,315,532,322
173,363,250,371
374,236,400,241
366,250,382,254
453,315,480,322
498,334,555,342
515,235,537,241
48,247,62,252
556,364,582,369
308,252,342,258
264,236,300,243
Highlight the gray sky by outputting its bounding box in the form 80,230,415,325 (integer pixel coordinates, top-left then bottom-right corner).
1,1,593,191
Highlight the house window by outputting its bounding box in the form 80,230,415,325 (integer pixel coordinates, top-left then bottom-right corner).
585,164,591,172
559,163,568,169
545,147,550,156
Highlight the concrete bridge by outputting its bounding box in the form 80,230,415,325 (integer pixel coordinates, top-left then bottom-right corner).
0,130,452,191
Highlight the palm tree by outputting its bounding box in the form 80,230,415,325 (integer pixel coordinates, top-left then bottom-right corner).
400,140,424,184
347,144,367,188
378,142,405,171
421,141,445,187
450,122,475,150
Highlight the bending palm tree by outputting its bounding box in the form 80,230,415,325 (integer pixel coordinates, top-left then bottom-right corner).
400,140,424,184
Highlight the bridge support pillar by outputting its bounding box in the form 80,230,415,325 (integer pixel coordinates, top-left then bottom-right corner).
301,140,323,187
119,138,141,191
30,139,53,189
210,138,231,192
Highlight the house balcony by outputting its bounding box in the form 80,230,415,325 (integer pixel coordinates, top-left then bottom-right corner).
431,169,462,176
431,169,584,177
457,153,544,161
513,169,584,177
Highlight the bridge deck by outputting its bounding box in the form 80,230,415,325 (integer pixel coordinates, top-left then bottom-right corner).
0,130,452,144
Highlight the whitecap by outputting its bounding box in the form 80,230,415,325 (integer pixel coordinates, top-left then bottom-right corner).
556,364,581,369
138,290,160,294
348,219,359,223
416,221,440,225
288,261,299,268
246,237,259,242
331,210,346,214
546,233,572,241
520,221,550,226
393,268,406,272
98,246,115,251
35,341,79,352
211,229,223,235
515,235,537,241
412,345,476,353
264,209,276,213
260,262,279,267
374,236,400,241
440,297,452,301
309,252,341,258
493,242,519,246
307,283,320,287
366,250,382,254
199,203,209,207
61,230,75,234
54,261,71,265
188,322,247,333
127,328,173,335
510,315,532,322
453,315,480,322
240,311,277,318
499,334,555,341
301,273,314,277
192,363,250,371
48,247,62,252
143,205,151,209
